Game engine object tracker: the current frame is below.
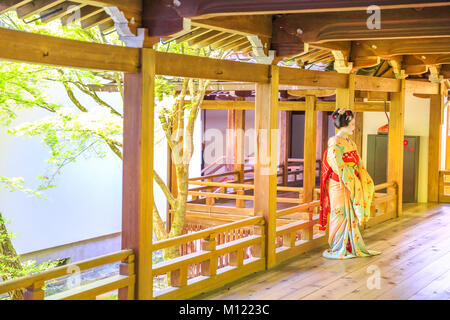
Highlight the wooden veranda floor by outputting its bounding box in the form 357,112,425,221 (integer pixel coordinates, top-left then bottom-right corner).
194,203,450,300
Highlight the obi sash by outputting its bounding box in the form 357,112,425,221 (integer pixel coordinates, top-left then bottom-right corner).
318,147,361,232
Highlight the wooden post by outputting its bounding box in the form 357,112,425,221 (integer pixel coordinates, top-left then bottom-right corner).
316,111,328,160
387,79,406,216
120,48,155,300
280,111,291,186
446,105,450,170
200,235,217,276
254,65,279,269
302,95,317,240
227,110,236,172
354,111,364,154
335,74,355,134
235,107,246,207
428,85,445,202
24,281,45,300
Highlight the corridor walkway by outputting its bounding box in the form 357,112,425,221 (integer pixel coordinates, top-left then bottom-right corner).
195,203,450,300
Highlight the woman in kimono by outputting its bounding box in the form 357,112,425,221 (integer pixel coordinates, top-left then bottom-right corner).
319,108,380,259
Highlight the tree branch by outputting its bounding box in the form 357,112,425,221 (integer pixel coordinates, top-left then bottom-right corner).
153,169,176,208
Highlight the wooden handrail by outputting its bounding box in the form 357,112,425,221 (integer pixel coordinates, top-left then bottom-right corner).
277,200,320,217
374,181,396,191
189,181,255,189
201,155,227,175
189,170,239,181
188,191,254,200
152,216,264,252
0,249,133,296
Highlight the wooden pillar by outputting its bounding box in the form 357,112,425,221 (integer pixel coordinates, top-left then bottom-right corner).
335,74,355,132
167,145,177,232
354,112,364,154
316,111,328,160
120,48,155,300
428,85,445,202
254,65,279,269
387,79,406,216
303,95,317,239
235,108,246,207
446,105,450,170
279,111,291,185
227,110,236,171
234,106,246,181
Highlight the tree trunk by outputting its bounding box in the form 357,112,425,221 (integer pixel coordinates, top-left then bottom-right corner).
0,212,24,300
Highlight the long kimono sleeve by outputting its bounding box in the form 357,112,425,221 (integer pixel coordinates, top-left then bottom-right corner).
327,143,374,226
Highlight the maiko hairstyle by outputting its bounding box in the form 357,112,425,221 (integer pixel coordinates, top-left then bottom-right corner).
331,108,354,129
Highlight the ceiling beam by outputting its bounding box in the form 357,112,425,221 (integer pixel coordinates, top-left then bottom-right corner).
60,5,103,25
351,38,450,58
274,7,450,44
0,0,33,14
16,0,66,19
75,0,141,15
190,15,272,38
0,27,139,72
80,10,110,28
40,2,87,23
149,0,450,18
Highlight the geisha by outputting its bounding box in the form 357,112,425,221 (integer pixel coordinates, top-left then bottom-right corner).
319,108,381,259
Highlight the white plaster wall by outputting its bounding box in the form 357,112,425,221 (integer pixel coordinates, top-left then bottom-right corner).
362,93,430,203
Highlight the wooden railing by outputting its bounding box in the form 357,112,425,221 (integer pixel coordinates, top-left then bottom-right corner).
0,181,398,301
273,181,398,264
364,181,398,228
275,200,327,264
0,249,135,300
439,170,450,202
152,216,265,300
188,180,321,211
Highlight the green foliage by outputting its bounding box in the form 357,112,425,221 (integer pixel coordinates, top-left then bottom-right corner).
0,215,58,284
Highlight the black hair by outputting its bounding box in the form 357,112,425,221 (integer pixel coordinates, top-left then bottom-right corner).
331,109,354,129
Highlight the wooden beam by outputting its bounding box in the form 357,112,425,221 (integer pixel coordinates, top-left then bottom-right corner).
162,1,450,18
0,27,139,72
77,0,142,15
16,0,65,20
387,79,406,216
200,100,394,112
0,0,33,14
81,10,110,29
60,5,104,25
354,74,401,92
40,2,87,23
154,51,269,83
428,87,445,202
279,66,347,88
405,80,440,95
353,38,450,58
254,65,279,269
190,15,272,38
275,7,450,45
120,48,155,300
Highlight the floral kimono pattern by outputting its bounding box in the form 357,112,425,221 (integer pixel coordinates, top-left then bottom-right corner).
320,136,381,259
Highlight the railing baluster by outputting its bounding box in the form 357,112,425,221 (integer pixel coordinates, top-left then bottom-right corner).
170,267,188,287
230,249,244,267
200,233,217,277
24,280,45,300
